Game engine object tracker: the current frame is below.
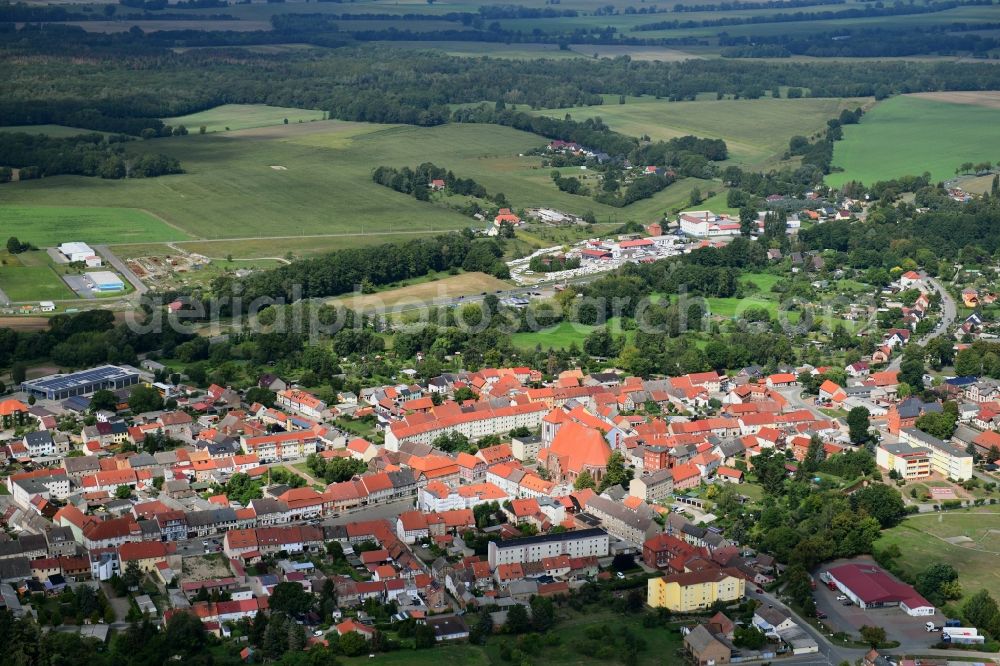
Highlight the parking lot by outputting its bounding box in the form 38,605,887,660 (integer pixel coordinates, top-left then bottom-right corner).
813,566,943,648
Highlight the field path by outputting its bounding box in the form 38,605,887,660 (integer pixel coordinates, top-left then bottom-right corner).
137,208,199,240
110,229,462,249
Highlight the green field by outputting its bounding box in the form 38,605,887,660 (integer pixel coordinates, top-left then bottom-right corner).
0,124,110,138
0,111,719,250
706,295,778,318
512,320,598,350
512,317,634,350
164,104,326,133
0,206,189,247
875,508,1000,598
739,271,782,292
532,95,871,166
829,95,1000,186
0,251,75,301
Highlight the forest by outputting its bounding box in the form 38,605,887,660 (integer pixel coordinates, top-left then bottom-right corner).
0,132,182,180
6,40,1000,135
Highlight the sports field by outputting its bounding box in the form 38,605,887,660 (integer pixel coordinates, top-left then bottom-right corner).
0,251,75,302
0,206,189,247
164,104,326,133
829,95,1000,186
531,96,871,166
875,508,1000,598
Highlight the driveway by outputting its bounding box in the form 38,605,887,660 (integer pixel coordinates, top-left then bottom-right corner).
812,577,942,649
94,244,147,295
63,274,96,299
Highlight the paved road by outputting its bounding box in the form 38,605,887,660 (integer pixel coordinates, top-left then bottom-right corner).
322,497,417,527
94,244,148,295
747,588,861,666
889,275,956,372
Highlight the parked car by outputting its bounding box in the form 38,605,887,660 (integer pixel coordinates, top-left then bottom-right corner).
816,611,827,619
835,595,848,601
841,599,853,606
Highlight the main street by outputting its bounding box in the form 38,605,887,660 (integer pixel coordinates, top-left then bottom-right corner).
889,275,956,371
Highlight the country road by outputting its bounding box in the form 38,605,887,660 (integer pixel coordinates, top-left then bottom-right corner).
94,244,148,296
889,275,956,372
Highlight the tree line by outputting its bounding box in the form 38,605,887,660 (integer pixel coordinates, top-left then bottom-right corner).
633,0,976,31
9,39,1000,135
0,131,182,180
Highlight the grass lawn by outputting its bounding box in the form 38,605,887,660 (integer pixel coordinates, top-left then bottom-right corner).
511,317,632,351
340,645,490,666
512,320,596,350
530,96,871,167
706,295,777,318
829,95,1000,186
480,611,684,666
0,206,189,247
164,104,326,133
0,250,76,301
875,508,1000,597
739,271,782,293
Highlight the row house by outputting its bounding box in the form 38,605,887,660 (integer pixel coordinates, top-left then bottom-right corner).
385,403,548,451
275,388,327,420
417,481,509,513
240,430,319,463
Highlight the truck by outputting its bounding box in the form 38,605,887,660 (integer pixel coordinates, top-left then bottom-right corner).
925,622,939,632
942,633,985,645
941,627,978,638
944,618,962,628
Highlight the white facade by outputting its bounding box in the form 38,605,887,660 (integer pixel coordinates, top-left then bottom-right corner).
487,529,609,568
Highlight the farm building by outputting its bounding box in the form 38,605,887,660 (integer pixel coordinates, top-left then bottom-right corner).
86,271,125,292
21,365,141,400
58,242,101,266
825,563,934,616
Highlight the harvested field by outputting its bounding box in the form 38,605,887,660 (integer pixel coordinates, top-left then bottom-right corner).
906,91,1000,109
328,272,511,311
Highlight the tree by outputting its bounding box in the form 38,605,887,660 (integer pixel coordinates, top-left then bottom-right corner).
268,582,314,616
734,625,767,649
244,387,276,408
689,186,702,206
899,357,925,390
505,603,530,634
915,410,957,440
128,385,163,414
739,206,757,236
89,389,118,413
915,563,961,607
599,451,632,491
6,237,26,254
337,630,369,657
530,595,555,632
453,386,477,402
847,406,871,444
413,623,436,649
114,484,132,500
860,625,886,648
851,483,906,528
963,590,1000,638
10,363,26,385
574,469,596,490
754,448,789,496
